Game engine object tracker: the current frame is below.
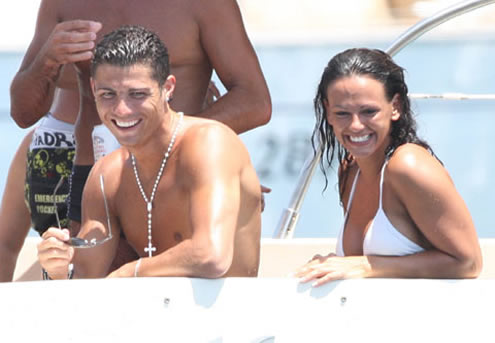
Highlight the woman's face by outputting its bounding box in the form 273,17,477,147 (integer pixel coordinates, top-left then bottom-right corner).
324,75,400,160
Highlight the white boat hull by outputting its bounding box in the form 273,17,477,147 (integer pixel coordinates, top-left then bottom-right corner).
1,277,494,342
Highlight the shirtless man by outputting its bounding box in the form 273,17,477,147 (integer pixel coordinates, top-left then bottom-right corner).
1,0,270,281
11,0,270,132
38,26,261,279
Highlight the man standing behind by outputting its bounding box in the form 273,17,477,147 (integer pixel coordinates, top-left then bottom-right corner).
38,26,261,279
11,0,271,132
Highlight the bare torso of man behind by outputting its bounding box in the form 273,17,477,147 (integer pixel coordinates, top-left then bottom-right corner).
55,0,212,124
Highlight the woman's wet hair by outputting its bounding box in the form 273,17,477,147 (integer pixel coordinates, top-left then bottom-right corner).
312,48,437,201
91,25,170,87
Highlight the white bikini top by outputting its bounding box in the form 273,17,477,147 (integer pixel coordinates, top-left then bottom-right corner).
336,161,424,256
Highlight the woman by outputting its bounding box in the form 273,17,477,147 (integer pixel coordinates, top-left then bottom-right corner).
294,48,482,286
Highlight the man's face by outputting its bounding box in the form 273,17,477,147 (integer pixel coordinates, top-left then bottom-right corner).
91,63,170,148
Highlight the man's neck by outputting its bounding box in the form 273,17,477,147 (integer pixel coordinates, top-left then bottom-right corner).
127,110,183,170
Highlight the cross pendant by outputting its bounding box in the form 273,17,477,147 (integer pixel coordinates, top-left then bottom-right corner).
144,242,157,257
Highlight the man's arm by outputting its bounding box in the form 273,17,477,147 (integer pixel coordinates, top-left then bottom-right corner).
193,0,271,134
37,162,119,279
108,124,253,278
0,132,33,281
9,0,101,128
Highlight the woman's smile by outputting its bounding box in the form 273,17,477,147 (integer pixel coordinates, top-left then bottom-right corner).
348,133,372,143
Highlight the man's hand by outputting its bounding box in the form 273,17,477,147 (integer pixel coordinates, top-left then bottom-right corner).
39,20,102,71
106,261,136,278
37,228,75,279
261,185,271,212
202,80,221,109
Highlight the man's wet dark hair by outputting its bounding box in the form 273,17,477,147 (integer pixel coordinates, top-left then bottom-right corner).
312,48,438,201
91,25,170,87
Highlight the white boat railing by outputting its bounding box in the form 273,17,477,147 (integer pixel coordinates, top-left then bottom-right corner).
409,93,495,100
274,0,495,239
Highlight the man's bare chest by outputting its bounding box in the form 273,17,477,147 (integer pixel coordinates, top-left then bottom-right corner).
115,179,191,254
59,1,203,65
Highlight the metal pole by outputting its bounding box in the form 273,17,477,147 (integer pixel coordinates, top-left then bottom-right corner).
273,0,495,239
274,147,323,239
386,0,495,56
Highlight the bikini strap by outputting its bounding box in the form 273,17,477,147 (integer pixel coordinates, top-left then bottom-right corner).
378,160,389,208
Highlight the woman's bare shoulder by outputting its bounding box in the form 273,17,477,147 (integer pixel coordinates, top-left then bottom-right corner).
386,143,452,194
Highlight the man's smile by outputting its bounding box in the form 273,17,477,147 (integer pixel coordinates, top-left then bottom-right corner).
114,119,140,129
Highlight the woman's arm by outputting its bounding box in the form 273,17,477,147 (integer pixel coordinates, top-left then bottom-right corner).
295,144,482,286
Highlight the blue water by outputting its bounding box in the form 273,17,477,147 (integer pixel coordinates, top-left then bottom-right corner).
1,38,494,238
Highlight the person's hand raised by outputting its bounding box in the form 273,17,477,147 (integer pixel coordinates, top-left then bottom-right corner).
40,20,102,68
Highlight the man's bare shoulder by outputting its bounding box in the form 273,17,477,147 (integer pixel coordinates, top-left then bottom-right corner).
27,0,65,43
178,116,250,167
181,116,240,147
188,0,238,13
92,147,129,181
39,0,64,17
190,0,246,32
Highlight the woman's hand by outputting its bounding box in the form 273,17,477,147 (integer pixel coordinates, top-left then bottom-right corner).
293,253,371,287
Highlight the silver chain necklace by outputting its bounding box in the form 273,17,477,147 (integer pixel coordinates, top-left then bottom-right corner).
131,112,184,257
